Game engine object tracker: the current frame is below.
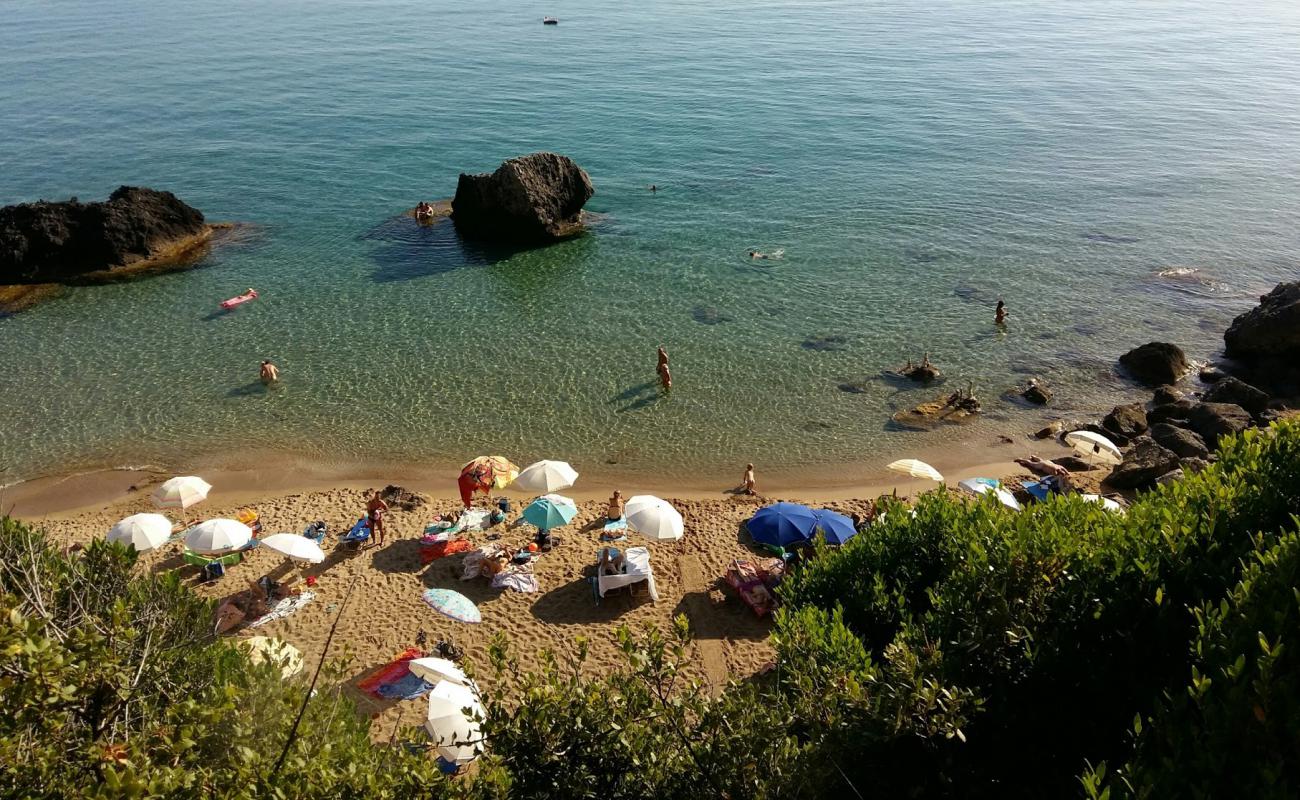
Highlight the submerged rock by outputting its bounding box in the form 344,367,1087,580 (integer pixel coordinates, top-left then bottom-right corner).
451,152,594,244
803,335,848,352
691,305,734,325
1118,342,1189,386
1020,379,1053,405
1,186,208,284
891,386,981,430
890,354,942,383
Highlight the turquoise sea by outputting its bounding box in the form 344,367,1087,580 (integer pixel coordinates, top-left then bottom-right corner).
3,0,1300,482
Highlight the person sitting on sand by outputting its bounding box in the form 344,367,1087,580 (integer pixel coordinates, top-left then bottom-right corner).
606,490,624,522
995,299,1008,325
741,463,756,495
365,490,390,547
259,360,280,384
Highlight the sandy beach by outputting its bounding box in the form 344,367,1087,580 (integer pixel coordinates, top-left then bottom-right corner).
3,432,1098,741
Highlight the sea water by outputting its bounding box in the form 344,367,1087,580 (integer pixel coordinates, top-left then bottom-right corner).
2,0,1299,480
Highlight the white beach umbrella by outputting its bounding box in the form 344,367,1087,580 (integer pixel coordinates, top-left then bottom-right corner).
1063,431,1122,466
260,533,325,564
957,478,1022,511
426,680,484,765
409,656,470,687
886,459,944,482
185,518,252,555
107,513,173,552
240,636,304,679
513,460,579,494
152,476,213,510
1080,493,1125,513
624,495,685,541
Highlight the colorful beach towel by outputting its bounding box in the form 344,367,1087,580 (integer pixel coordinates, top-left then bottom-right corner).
248,591,315,628
357,647,432,700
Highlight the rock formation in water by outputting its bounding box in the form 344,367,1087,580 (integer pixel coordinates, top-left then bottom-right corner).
0,186,209,284
1118,341,1188,386
1224,282,1300,396
450,152,595,244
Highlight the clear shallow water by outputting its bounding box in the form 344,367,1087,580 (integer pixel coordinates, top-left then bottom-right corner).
3,0,1300,480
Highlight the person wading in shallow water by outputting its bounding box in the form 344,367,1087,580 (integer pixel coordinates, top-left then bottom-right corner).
995,299,1008,325
658,360,672,391
259,360,280,383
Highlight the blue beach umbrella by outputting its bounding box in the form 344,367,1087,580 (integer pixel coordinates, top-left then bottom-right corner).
812,509,858,545
747,502,819,548
522,495,578,531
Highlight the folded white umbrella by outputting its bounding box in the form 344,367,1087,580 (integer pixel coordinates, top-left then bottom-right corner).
240,636,303,678
107,513,173,552
957,478,1022,511
185,519,252,555
426,680,484,765
513,460,579,493
1080,493,1124,513
260,533,325,564
887,459,944,482
409,656,469,687
152,476,212,510
624,495,684,541
1064,431,1122,466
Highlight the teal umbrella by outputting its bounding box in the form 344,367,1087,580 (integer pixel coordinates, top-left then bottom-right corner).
522,495,578,531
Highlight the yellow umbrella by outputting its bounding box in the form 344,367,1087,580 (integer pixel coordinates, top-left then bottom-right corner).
886,459,944,482
458,456,520,506
239,636,304,678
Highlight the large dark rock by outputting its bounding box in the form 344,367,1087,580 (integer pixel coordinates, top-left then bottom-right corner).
1108,437,1181,489
1152,385,1184,406
1223,283,1300,396
1102,403,1148,440
1119,342,1189,386
1,186,207,283
451,152,594,244
1187,402,1253,449
1021,380,1052,405
1147,400,1194,428
1149,422,1210,460
1201,376,1270,416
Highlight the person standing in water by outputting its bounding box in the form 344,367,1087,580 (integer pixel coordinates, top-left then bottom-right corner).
995,299,1008,325
657,346,669,369
658,360,672,391
742,463,756,495
259,360,280,383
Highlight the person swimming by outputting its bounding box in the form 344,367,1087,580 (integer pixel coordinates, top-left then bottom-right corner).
649,184,658,193
749,250,767,259
259,360,279,383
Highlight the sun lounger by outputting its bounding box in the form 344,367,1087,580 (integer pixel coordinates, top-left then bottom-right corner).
596,546,659,602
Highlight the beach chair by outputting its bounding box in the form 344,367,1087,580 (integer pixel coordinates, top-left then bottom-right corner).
339,517,371,551
302,520,327,545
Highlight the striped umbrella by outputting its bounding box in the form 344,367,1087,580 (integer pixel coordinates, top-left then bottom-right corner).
458,456,520,507
422,588,482,624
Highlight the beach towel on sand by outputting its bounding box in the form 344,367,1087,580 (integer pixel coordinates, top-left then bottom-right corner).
248,591,315,628
357,647,433,700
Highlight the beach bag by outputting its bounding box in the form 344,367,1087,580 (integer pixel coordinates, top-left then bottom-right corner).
203,561,226,582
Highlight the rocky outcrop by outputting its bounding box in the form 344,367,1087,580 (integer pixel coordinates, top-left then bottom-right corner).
1201,376,1270,416
1108,437,1181,489
379,484,426,511
891,355,941,383
1147,400,1194,427
1152,385,1184,406
1119,342,1188,386
1223,283,1300,396
1102,403,1148,440
451,152,594,244
1,187,208,284
891,387,980,430
1149,423,1210,460
1021,380,1052,405
1187,402,1253,449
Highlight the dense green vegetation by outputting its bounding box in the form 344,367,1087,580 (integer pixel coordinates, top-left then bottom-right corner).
3,422,1298,798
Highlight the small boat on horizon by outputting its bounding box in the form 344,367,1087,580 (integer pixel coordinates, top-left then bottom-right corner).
542,17,558,25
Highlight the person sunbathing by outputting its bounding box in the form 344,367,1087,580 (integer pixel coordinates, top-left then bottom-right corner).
606,490,624,522
1016,455,1070,478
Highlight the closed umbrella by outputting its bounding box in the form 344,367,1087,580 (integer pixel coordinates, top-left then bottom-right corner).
522,495,578,531
887,459,944,482
1064,431,1122,466
409,657,470,687
185,519,252,555
107,513,173,552
624,495,684,541
747,502,818,548
152,476,212,510
513,460,579,493
957,478,1023,511
260,533,325,564
422,588,482,623
426,680,484,765
239,636,303,678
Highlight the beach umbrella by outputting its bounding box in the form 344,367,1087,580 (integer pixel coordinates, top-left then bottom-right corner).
409,657,470,687
106,513,173,552
886,459,944,482
1064,431,1122,466
239,636,303,678
1080,493,1124,513
624,495,685,541
185,518,252,555
747,502,819,548
422,588,482,624
260,533,325,564
514,460,579,493
812,509,859,545
426,680,484,765
152,476,212,510
522,495,578,531
458,456,520,507
958,478,1023,511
